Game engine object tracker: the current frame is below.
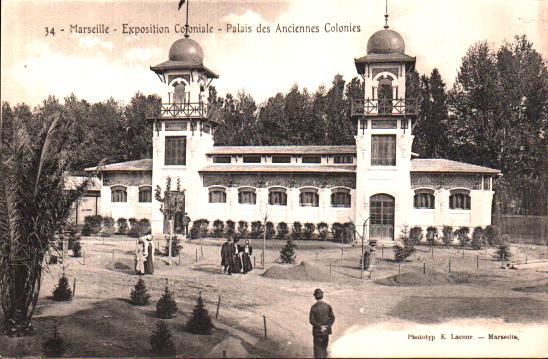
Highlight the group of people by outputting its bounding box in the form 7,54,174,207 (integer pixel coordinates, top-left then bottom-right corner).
135,233,155,275
220,237,254,274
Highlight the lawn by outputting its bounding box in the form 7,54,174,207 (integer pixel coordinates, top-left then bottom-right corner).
0,236,546,357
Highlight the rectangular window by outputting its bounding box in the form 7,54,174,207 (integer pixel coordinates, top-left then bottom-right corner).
213,156,232,164
333,155,353,164
165,121,187,131
165,136,186,166
371,135,396,166
302,156,321,164
371,120,397,129
272,156,291,163
243,156,261,163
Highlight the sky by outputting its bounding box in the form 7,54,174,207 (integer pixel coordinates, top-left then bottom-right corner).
1,0,546,106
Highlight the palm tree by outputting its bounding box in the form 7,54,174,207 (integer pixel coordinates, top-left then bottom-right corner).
0,107,93,336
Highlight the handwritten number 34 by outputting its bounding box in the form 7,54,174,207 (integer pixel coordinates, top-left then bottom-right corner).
45,27,55,36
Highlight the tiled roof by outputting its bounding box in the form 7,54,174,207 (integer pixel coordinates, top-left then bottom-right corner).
200,164,357,173
65,176,101,191
411,159,500,174
85,159,153,172
208,145,357,155
150,62,219,78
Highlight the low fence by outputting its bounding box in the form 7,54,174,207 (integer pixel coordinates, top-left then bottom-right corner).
493,215,547,245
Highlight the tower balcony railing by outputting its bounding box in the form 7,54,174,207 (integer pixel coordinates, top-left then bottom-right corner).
147,102,208,119
351,98,418,117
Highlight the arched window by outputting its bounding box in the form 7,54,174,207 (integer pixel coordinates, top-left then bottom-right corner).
331,188,351,208
414,189,435,209
238,188,256,205
173,82,189,104
111,186,127,203
299,188,319,207
377,77,393,114
138,186,152,203
268,188,287,206
449,190,471,210
208,187,226,204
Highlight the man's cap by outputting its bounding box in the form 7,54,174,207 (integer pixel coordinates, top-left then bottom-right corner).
313,288,323,298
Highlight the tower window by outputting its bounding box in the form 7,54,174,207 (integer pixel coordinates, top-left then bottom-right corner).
138,186,152,203
208,187,227,203
165,136,186,166
243,156,261,164
302,156,321,164
272,156,291,163
111,186,127,203
165,121,187,131
371,135,396,166
414,190,435,209
449,190,471,210
333,155,353,164
268,188,287,206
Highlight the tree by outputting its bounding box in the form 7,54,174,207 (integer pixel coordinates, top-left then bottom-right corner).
186,293,214,335
42,325,67,357
279,239,297,264
394,226,416,262
156,282,178,319
130,276,151,306
426,226,439,246
52,271,73,301
150,320,176,356
0,102,92,335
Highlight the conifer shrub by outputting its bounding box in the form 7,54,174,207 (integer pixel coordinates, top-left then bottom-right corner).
52,272,73,301
250,221,264,238
303,223,316,240
484,225,501,246
343,222,356,243
101,216,115,236
265,221,275,239
280,239,297,264
225,220,236,237
455,226,470,247
331,222,344,242
186,294,214,335
291,221,303,240
317,222,329,241
471,226,486,250
117,217,129,235
409,226,424,246
442,225,453,247
42,325,67,357
199,219,209,237
130,276,151,306
394,226,416,262
83,214,102,235
164,234,182,256
426,226,439,246
493,235,512,262
150,320,177,356
156,283,178,319
276,222,289,239
212,220,224,236
72,239,82,257
237,220,249,238
128,218,138,237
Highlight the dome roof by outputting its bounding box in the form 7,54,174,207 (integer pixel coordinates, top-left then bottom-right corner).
168,37,204,65
366,29,405,55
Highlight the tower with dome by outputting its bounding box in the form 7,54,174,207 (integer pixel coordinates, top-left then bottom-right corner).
87,10,500,242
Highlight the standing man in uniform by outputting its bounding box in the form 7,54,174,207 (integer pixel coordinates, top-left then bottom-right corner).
309,288,335,358
182,212,191,237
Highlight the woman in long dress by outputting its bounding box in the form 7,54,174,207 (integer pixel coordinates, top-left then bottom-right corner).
135,239,146,275
231,239,243,274
242,239,253,274
143,234,155,275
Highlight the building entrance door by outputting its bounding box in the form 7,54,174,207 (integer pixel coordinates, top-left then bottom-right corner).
369,194,395,240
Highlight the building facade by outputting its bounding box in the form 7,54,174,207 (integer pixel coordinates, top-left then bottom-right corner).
87,19,500,241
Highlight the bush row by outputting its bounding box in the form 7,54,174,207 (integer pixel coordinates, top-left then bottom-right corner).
190,219,356,242
402,224,507,249
82,215,150,237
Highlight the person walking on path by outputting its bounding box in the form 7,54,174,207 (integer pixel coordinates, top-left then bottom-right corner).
143,233,155,275
220,237,234,274
231,238,243,274
241,239,253,274
134,238,146,275
182,213,191,236
309,288,335,358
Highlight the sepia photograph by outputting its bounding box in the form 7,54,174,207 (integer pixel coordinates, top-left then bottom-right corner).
0,0,547,357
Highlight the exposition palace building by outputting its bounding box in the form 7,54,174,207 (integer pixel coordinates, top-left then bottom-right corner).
86,18,500,241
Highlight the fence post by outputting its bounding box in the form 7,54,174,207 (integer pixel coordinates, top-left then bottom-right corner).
448,259,451,273
398,262,401,275
423,262,426,274
254,256,256,269
112,249,115,270
179,253,181,266
381,244,384,258
329,262,332,276
476,255,479,269
263,315,267,340
525,252,528,263
195,249,198,262
316,250,318,261
83,249,86,265
72,278,76,298
216,295,221,319
431,246,434,258
222,350,226,358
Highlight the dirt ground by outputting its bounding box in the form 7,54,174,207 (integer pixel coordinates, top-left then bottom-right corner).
1,236,547,358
